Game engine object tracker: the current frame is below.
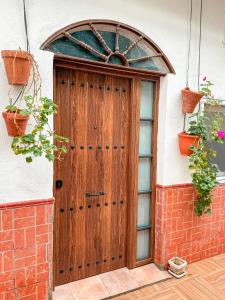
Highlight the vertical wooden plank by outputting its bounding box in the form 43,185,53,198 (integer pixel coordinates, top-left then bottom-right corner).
150,79,160,261
102,76,115,272
127,78,140,269
68,70,88,281
98,75,111,274
117,77,130,268
110,76,120,270
54,67,71,285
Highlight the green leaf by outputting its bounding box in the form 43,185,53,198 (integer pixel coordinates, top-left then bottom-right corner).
20,109,30,116
60,145,68,153
26,157,32,163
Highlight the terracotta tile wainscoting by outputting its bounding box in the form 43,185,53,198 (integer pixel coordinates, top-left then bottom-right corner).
0,198,54,300
155,183,225,268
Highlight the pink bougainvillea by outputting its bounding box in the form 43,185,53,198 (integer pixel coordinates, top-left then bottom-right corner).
217,130,225,139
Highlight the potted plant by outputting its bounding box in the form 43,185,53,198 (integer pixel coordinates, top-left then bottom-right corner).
1,49,32,85
2,55,68,163
2,106,29,137
168,257,187,278
186,79,225,216
178,132,200,156
189,121,225,216
179,78,218,156
178,113,207,156
11,95,68,162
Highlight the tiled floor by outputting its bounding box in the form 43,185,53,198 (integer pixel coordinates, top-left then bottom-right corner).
114,253,225,299
52,264,172,300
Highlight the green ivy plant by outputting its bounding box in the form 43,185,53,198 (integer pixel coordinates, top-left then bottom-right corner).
11,96,68,163
187,78,225,216
188,114,219,216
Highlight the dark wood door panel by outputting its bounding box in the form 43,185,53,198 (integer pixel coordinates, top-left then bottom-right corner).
54,68,131,285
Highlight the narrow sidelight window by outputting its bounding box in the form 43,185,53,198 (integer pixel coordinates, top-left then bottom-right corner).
136,81,154,261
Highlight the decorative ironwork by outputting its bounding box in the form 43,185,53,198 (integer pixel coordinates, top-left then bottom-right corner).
42,20,175,73
89,23,113,55
123,36,143,56
115,24,120,53
63,32,108,61
128,54,162,64
63,29,158,67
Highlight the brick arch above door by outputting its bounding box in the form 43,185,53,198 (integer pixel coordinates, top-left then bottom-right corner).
41,19,175,75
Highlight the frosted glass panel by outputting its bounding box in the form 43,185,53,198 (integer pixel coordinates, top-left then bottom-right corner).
138,158,151,191
140,81,154,119
139,121,152,155
138,194,150,227
137,230,150,260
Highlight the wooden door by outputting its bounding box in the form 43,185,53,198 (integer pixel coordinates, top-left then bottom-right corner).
54,67,131,285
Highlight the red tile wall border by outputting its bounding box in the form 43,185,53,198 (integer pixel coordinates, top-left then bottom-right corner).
0,198,54,210
0,199,54,300
155,183,225,268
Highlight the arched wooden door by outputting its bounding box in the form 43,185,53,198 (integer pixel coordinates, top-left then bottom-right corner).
44,20,174,286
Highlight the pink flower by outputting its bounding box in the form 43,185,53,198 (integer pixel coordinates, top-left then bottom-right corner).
203,76,207,81
217,131,225,139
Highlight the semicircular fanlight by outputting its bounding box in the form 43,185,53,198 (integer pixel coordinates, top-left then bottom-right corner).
41,20,175,74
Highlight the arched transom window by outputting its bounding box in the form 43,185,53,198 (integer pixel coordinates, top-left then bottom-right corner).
41,20,174,74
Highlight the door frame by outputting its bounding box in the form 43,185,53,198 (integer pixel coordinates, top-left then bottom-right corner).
53,55,161,286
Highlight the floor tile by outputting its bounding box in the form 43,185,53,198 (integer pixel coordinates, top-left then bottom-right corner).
69,275,110,300
174,277,224,300
100,268,140,296
53,283,74,300
114,254,225,300
52,264,172,300
129,264,171,286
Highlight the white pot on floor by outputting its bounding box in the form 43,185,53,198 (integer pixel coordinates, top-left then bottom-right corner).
168,257,187,279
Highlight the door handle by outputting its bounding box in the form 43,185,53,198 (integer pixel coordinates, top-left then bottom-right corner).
85,192,105,197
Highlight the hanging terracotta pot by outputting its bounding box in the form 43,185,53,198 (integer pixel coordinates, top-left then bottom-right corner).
2,111,29,137
1,50,33,85
178,132,200,156
181,87,203,113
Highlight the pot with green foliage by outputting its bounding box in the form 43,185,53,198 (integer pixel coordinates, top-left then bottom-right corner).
11,95,68,163
189,130,225,216
2,105,29,137
2,55,69,163
186,79,225,216
178,112,207,156
178,132,200,156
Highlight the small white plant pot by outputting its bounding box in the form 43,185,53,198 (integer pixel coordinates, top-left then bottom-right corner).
168,257,187,279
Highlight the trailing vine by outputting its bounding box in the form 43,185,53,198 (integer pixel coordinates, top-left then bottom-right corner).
6,54,68,163
188,79,225,216
11,96,68,162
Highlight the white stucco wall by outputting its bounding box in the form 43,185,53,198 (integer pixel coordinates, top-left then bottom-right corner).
0,0,225,202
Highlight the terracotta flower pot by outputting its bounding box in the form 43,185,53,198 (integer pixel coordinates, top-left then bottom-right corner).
2,111,29,137
181,87,203,113
1,50,33,85
178,132,200,156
